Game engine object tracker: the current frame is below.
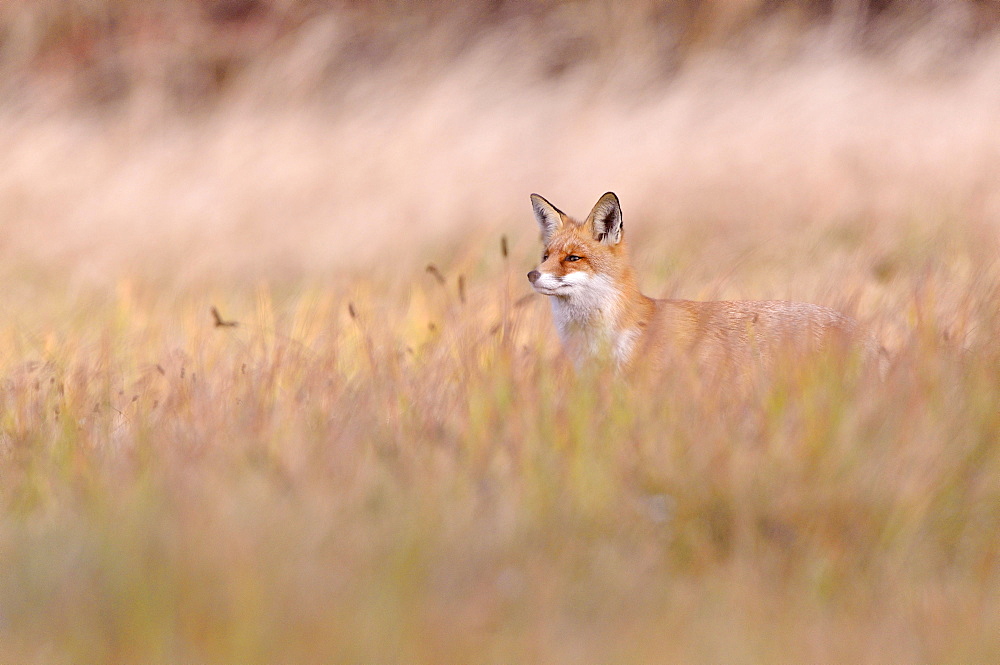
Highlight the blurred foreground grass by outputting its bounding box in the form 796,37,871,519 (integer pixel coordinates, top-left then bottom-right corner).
1,244,999,663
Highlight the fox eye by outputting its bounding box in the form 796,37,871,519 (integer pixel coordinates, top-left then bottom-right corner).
542,252,549,261
565,255,582,262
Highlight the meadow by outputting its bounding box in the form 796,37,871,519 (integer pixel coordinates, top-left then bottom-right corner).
2,1,1000,662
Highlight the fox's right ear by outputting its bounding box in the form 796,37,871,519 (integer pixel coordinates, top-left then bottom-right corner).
530,194,565,244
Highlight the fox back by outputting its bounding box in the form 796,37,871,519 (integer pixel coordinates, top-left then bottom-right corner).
527,192,884,375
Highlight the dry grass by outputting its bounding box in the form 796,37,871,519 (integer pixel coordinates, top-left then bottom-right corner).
2,2,1000,663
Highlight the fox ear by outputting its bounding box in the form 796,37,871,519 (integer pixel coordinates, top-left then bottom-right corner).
530,193,565,244
587,192,623,245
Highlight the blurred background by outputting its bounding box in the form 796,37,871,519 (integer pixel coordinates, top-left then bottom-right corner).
3,0,1000,290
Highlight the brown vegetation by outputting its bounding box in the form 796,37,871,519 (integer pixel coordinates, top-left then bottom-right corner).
1,2,999,663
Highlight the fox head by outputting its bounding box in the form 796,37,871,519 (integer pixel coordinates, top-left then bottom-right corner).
526,192,629,299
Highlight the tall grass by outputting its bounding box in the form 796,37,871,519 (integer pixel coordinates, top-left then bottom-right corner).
2,260,999,663
2,1,1000,662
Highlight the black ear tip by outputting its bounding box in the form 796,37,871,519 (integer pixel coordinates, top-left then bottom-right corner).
596,192,621,212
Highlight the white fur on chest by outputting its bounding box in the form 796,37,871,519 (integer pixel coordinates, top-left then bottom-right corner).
547,273,636,366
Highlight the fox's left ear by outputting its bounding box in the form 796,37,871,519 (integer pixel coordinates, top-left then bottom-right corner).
587,192,623,245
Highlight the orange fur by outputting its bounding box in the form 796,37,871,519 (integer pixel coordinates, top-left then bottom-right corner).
528,192,883,375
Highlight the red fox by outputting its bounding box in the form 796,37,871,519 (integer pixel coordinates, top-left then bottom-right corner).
527,192,884,375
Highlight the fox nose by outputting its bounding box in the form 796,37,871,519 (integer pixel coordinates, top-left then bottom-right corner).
527,270,540,284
